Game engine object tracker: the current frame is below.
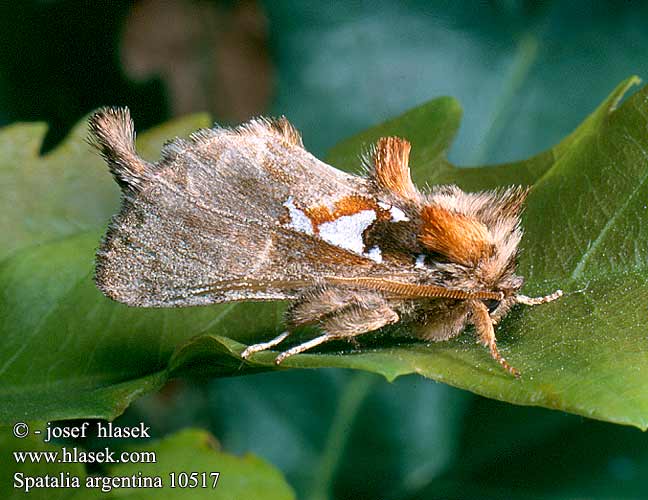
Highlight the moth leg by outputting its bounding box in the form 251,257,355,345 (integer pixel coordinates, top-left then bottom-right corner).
273,333,340,364
489,296,517,326
242,286,345,360
491,289,563,325
515,289,563,305
241,330,291,360
469,300,520,378
275,301,399,364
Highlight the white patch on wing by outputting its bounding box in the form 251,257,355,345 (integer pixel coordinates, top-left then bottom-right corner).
366,246,383,263
318,209,376,254
415,254,426,269
283,196,314,235
389,206,410,222
378,201,391,210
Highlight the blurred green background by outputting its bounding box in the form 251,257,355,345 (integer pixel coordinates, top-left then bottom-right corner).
4,1,648,498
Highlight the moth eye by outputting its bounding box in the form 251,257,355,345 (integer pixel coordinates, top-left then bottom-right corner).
485,299,500,314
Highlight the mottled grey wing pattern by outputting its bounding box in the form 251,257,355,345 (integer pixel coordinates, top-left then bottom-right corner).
92,110,377,307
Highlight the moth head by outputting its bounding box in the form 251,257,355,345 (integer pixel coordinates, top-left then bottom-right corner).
418,185,529,293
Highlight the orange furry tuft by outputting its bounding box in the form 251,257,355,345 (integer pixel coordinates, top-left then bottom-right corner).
419,205,493,265
372,137,418,200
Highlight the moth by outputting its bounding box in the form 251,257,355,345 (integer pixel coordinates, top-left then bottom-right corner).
89,107,562,377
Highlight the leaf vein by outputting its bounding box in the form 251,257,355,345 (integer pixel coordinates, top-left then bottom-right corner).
570,129,648,279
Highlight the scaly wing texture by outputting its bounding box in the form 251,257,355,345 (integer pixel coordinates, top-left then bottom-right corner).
92,109,377,307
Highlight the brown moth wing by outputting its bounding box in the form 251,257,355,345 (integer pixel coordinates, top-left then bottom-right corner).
93,111,386,307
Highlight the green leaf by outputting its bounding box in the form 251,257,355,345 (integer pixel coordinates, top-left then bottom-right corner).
2,77,648,428
0,428,294,499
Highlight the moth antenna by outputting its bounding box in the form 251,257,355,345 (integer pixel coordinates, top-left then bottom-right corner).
88,106,152,192
325,277,503,301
